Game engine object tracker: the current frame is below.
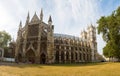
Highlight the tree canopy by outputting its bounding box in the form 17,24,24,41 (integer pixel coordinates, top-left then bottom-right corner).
0,30,11,48
97,6,120,60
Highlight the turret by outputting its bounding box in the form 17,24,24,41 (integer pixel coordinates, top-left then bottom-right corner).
87,24,97,62
88,24,96,42
81,29,87,40
40,9,43,21
19,21,22,31
17,21,22,36
48,15,52,25
47,15,54,63
25,12,30,25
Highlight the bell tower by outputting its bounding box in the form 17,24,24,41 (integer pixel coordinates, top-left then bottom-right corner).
87,24,97,62
47,15,54,63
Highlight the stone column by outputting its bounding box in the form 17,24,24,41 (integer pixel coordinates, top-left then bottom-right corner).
22,40,27,63
59,51,61,63
36,22,42,64
36,41,40,64
64,51,66,63
69,51,71,63
91,44,95,62
22,52,26,63
86,53,88,62
77,52,80,62
81,53,84,62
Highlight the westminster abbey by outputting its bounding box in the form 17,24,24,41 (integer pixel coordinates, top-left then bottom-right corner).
15,10,97,64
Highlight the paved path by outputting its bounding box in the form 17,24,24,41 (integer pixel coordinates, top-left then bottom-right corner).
0,62,24,66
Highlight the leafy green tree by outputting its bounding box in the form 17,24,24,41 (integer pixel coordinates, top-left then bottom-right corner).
97,6,120,60
0,31,11,48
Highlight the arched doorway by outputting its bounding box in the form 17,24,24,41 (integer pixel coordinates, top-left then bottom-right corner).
66,51,69,61
40,53,46,64
18,53,22,62
26,49,35,63
83,53,85,61
75,52,78,61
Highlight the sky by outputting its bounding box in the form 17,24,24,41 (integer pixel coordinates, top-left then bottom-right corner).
0,0,120,55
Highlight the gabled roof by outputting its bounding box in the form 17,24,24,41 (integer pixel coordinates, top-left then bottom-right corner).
31,12,39,23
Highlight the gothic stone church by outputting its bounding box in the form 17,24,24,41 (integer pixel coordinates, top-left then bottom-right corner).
15,10,97,64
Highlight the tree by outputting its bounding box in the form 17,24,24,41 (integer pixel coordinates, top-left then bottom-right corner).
0,31,11,48
97,6,120,61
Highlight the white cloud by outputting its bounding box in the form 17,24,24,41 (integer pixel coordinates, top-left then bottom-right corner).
52,0,100,35
50,0,104,54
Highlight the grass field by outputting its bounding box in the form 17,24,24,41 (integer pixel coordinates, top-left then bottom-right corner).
0,62,120,76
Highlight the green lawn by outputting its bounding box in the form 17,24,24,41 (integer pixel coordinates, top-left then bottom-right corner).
0,62,120,76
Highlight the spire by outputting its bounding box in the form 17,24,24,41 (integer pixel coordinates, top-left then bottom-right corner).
19,21,22,30
35,11,37,15
25,12,30,25
40,9,43,21
27,12,30,21
48,15,52,25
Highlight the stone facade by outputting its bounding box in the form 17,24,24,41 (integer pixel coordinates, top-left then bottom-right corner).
15,10,97,64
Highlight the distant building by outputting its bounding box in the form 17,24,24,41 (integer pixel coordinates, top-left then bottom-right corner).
96,53,106,62
0,48,4,61
4,41,15,58
1,41,16,62
105,57,118,62
15,10,98,64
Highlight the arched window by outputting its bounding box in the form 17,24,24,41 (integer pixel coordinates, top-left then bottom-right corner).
75,52,78,60
87,54,89,61
61,46,64,50
75,47,77,50
40,53,46,64
66,51,69,61
26,49,35,63
56,45,59,49
79,53,82,60
55,51,59,63
66,46,69,50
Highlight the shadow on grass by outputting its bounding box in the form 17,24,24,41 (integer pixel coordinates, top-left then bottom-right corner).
0,62,108,68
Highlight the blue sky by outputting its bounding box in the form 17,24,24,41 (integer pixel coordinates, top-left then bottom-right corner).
0,0,120,55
